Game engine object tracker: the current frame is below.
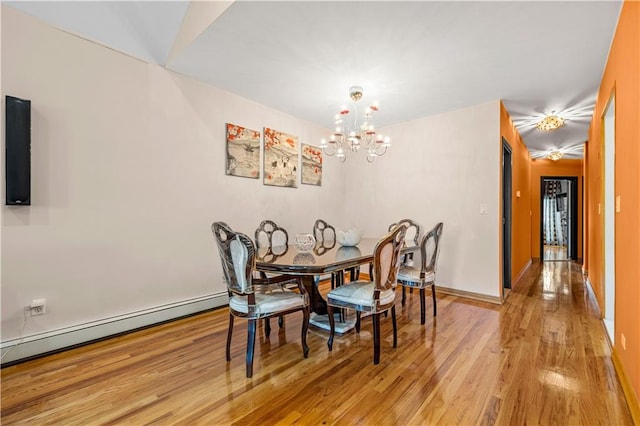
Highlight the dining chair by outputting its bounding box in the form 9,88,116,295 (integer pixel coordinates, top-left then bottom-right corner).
255,219,289,251
313,218,336,244
388,219,422,305
212,222,310,378
312,219,338,288
389,218,421,247
396,222,444,324
255,220,292,335
326,224,407,364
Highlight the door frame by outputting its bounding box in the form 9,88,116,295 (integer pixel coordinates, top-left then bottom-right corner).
540,176,578,261
502,139,512,291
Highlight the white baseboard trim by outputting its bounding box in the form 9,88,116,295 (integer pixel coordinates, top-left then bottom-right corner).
1,292,229,365
436,285,502,305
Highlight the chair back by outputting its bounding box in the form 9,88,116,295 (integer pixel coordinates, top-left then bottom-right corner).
388,219,421,247
313,219,336,243
372,225,407,291
255,220,288,249
212,222,256,295
420,222,444,274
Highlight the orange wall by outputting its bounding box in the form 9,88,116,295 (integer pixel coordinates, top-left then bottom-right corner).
500,102,532,284
530,159,584,260
586,0,640,408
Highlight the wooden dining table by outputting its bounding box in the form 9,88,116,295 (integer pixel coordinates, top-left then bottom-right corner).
255,238,415,332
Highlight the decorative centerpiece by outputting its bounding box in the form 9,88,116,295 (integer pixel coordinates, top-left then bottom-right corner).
336,228,362,247
294,233,316,252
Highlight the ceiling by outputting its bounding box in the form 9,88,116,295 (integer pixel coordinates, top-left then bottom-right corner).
6,1,622,159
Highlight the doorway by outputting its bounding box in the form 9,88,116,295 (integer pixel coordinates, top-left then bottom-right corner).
502,139,512,292
603,92,616,343
540,177,578,261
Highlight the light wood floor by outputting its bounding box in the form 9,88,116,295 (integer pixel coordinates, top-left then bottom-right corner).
1,262,633,425
544,245,568,261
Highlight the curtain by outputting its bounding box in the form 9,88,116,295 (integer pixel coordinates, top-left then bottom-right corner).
543,181,565,246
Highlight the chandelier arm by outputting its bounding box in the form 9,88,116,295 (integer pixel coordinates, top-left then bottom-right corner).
375,145,388,157
322,145,337,157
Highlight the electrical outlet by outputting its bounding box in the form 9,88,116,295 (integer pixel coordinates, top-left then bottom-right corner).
30,298,46,316
621,333,626,350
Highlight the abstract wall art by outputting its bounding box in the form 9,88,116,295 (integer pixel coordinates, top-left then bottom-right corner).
225,123,260,179
301,143,322,186
263,127,298,188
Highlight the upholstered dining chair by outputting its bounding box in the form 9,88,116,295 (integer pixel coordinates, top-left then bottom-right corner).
396,222,444,324
326,225,407,364
255,220,289,260
313,219,336,245
312,219,338,287
388,219,422,304
389,218,421,247
254,219,292,335
212,222,310,378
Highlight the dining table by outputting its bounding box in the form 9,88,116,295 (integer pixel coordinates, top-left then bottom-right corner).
255,238,416,333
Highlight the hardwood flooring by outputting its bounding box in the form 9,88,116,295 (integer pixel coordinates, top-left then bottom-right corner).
1,261,633,425
544,245,568,261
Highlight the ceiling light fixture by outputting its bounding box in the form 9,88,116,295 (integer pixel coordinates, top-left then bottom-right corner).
547,150,564,161
320,85,391,162
536,114,566,131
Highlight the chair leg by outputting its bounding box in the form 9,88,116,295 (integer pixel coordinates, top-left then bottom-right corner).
432,283,437,317
356,312,361,333
301,307,310,358
246,319,256,378
420,288,426,325
372,313,381,364
327,305,335,351
391,306,398,348
226,314,234,361
278,316,284,328
264,318,271,338
402,286,406,306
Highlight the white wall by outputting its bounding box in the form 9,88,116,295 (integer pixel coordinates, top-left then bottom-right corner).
1,7,345,350
1,6,503,362
344,101,501,297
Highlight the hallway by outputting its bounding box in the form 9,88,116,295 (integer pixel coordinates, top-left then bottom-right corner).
1,261,633,424
494,260,632,423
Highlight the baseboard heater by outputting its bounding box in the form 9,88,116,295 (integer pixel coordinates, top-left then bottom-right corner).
1,292,228,366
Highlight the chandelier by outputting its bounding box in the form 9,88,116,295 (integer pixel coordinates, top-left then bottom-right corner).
547,150,563,161
320,85,391,162
536,114,566,131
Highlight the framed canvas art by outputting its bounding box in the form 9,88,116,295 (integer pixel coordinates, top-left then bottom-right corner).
225,123,260,179
263,127,298,188
301,143,322,186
